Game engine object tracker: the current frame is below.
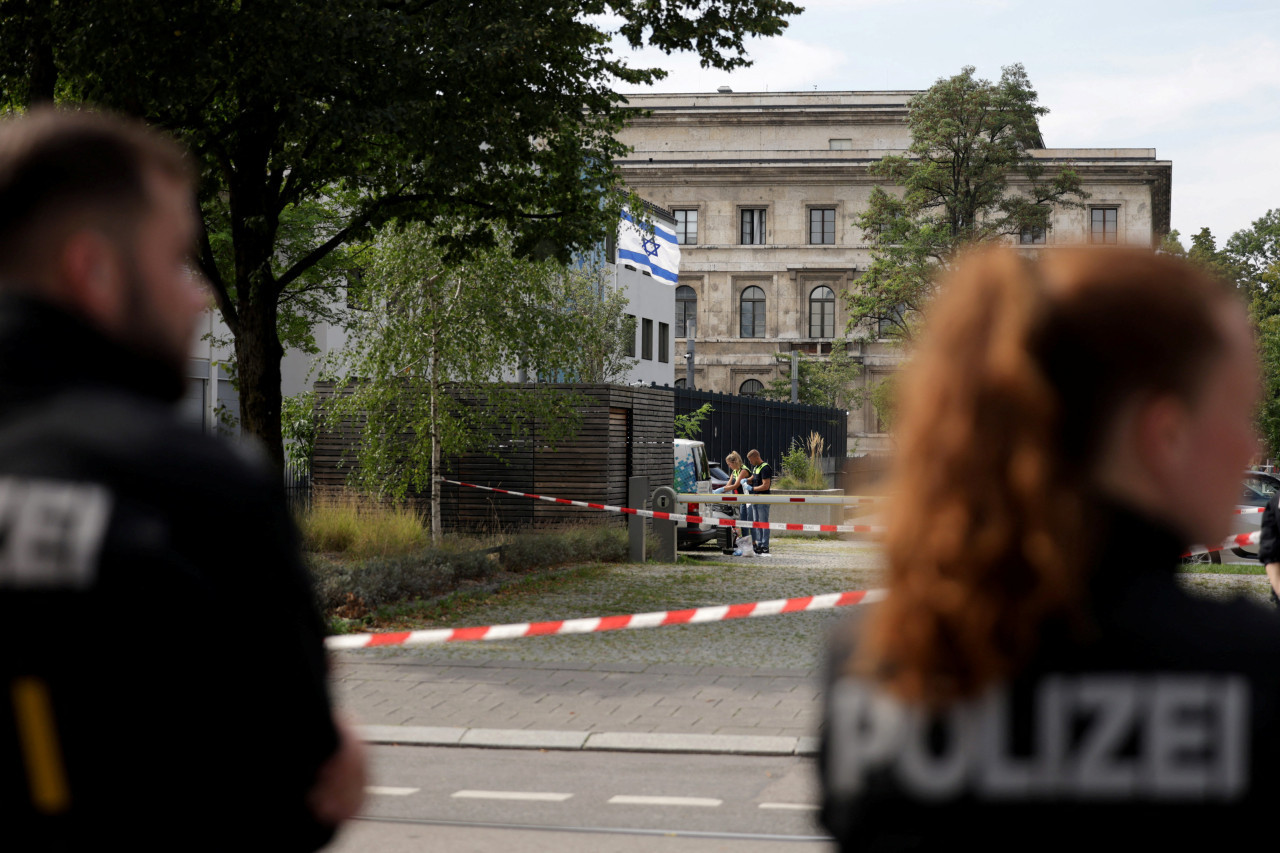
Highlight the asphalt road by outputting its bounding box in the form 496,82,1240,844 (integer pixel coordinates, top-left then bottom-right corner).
326,745,832,853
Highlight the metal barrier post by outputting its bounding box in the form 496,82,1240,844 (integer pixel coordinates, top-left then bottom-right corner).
628,475,649,563
651,486,678,563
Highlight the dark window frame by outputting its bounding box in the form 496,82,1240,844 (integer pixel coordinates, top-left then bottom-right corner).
658,322,669,363
809,208,836,245
740,285,766,338
673,209,698,245
739,379,765,397
1089,207,1119,245
809,285,835,339
1019,225,1047,245
623,314,636,358
641,317,653,361
675,284,697,338
740,208,767,245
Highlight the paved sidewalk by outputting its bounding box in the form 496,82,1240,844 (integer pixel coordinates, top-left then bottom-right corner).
332,652,823,755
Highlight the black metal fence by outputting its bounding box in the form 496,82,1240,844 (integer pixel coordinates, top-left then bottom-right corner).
284,456,311,513
661,385,847,471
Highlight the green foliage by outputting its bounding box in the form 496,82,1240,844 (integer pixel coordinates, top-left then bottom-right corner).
325,221,630,534
869,374,899,434
847,64,1088,342
307,526,629,618
1173,211,1280,456
760,342,862,409
299,497,428,559
0,0,800,463
281,391,318,464
674,402,714,440
775,432,828,490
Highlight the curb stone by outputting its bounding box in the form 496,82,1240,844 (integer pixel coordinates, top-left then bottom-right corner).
357,724,815,756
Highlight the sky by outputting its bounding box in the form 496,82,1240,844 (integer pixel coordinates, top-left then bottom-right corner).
607,0,1280,247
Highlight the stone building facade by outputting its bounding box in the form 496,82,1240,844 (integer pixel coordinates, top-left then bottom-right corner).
615,91,1172,453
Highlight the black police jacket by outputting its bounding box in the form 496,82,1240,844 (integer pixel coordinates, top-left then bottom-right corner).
0,296,338,851
820,501,1280,850
1259,491,1280,565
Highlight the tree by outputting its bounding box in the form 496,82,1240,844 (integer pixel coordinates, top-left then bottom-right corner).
760,342,863,410
326,220,634,541
846,65,1088,342
0,0,801,467
1172,212,1280,456
674,403,714,440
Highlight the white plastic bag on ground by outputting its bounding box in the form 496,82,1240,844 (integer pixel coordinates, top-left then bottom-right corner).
734,534,755,557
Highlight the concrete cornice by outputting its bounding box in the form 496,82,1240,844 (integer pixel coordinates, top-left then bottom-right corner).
617,160,1170,186
626,110,909,128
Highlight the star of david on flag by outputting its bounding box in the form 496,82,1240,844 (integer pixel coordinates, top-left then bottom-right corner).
617,208,680,284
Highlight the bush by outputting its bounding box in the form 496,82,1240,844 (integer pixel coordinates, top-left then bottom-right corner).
776,432,828,490
299,496,428,559
307,525,629,619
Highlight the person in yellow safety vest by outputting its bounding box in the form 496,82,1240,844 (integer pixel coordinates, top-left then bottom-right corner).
745,450,773,554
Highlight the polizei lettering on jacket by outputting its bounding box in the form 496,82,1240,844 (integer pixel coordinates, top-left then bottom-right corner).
827,675,1249,801
0,477,111,588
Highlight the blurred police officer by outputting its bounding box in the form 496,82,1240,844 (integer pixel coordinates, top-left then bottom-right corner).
0,108,363,850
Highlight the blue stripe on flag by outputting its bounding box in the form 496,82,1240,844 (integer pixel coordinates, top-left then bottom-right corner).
620,210,679,246
617,249,679,283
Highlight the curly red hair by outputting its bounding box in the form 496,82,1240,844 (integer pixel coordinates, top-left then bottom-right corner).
858,247,1236,707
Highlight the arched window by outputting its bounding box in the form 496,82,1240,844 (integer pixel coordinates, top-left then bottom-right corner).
740,286,765,338
675,285,697,338
674,378,687,388
809,285,835,338
739,379,764,397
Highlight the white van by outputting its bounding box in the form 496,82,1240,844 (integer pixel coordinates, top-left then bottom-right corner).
674,439,733,551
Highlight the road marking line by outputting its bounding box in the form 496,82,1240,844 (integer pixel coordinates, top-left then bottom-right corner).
608,795,723,807
366,786,420,796
758,802,820,811
452,790,573,802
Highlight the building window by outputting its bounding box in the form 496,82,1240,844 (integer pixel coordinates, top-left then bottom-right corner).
739,379,764,397
658,322,669,363
1019,225,1047,245
673,209,698,245
675,377,686,388
878,303,907,339
809,285,835,338
623,314,636,358
1090,208,1118,245
675,285,697,338
810,208,835,244
740,286,766,338
641,317,653,361
740,208,766,245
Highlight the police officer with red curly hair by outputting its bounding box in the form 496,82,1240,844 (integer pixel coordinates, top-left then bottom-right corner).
821,248,1280,848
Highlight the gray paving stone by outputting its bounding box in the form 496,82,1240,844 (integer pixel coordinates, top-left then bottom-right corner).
358,724,465,745
795,736,821,756
460,728,588,749
584,731,798,755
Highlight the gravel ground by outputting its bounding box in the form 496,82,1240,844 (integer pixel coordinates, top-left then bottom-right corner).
357,538,1274,670
364,537,883,670
1177,571,1272,605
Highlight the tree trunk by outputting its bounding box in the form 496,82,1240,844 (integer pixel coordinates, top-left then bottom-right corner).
234,295,286,471
429,331,442,544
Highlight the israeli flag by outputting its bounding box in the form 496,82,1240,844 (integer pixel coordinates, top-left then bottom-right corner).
617,209,680,284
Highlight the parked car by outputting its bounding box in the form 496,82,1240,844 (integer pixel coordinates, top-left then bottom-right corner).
675,440,735,553
1231,470,1280,559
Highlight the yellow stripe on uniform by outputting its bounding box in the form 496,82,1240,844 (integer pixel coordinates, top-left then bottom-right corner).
12,677,71,814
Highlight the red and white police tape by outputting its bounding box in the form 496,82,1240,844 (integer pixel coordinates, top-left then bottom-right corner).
1183,529,1260,558
675,493,884,506
1235,506,1265,514
325,589,887,650
441,479,883,534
